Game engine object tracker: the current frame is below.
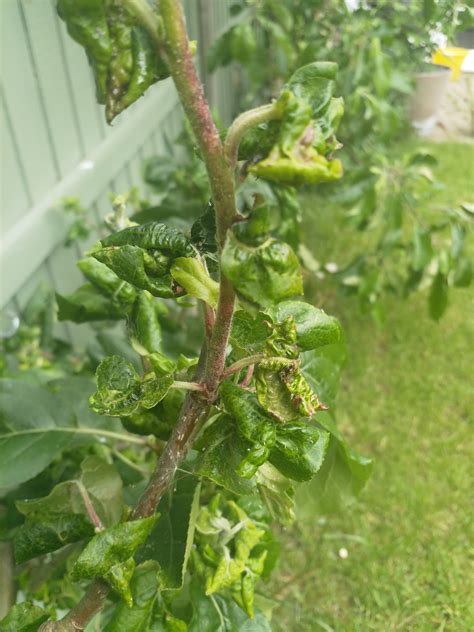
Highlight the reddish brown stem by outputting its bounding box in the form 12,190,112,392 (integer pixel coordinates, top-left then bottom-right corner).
41,1,267,628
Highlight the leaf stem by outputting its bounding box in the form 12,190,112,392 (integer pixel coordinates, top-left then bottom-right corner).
223,353,267,377
240,363,255,388
4,426,149,446
224,102,281,168
74,481,104,531
112,449,149,476
170,380,205,392
122,0,163,52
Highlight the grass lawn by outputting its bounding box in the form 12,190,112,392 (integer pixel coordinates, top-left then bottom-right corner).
270,142,474,631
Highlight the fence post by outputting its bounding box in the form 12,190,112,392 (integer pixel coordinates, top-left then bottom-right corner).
197,0,215,107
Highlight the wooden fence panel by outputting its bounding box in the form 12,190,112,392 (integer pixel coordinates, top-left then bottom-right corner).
0,0,237,349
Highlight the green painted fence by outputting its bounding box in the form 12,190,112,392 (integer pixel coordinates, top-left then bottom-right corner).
0,0,236,344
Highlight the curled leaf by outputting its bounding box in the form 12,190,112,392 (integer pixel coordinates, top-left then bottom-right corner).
246,63,344,186
193,497,269,617
57,0,170,123
100,222,195,256
171,257,219,308
221,232,303,306
220,383,276,478
72,517,156,604
270,300,342,350
93,223,195,298
103,562,160,631
255,358,321,422
57,283,133,323
269,422,329,482
131,292,163,354
89,355,173,416
93,245,175,298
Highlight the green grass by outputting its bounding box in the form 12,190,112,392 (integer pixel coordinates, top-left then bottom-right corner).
269,142,474,631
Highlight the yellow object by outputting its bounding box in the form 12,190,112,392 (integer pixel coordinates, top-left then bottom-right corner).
432,47,469,80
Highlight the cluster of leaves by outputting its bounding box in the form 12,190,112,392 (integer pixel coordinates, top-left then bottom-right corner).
0,3,373,631
206,0,474,319
57,0,170,123
328,150,474,321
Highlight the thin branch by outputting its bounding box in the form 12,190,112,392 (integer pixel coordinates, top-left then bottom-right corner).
224,102,281,169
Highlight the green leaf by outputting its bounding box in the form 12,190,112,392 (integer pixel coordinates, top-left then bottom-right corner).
57,283,132,323
57,0,169,123
191,202,217,255
255,462,295,525
77,257,137,304
0,379,73,487
17,455,123,525
72,517,156,604
132,292,163,354
249,135,343,186
255,358,320,421
412,226,433,271
193,497,271,618
195,415,257,496
220,384,277,478
0,602,48,632
301,341,347,408
297,412,373,515
423,0,436,20
221,232,303,306
269,423,329,482
89,355,173,416
137,474,200,589
196,500,265,598
0,376,132,489
220,383,276,444
14,456,123,562
453,258,472,287
270,300,343,351
92,223,195,298
171,257,219,308
248,86,343,186
14,514,94,564
100,222,195,257
188,579,272,632
287,61,338,116
230,311,273,354
93,245,176,298
103,562,159,632
56,0,110,102
429,272,448,320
